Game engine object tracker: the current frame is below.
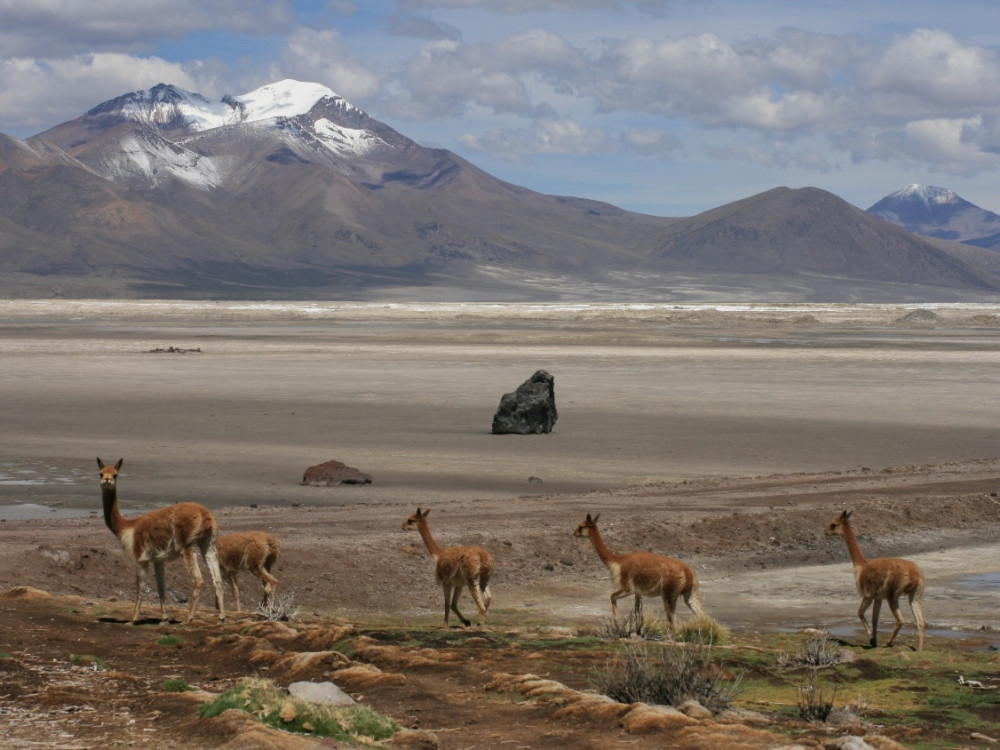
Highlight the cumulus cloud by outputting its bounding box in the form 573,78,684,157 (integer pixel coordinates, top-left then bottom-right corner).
459,118,612,158
398,0,678,14
401,29,585,118
709,140,833,172
0,0,294,56
277,26,380,103
864,29,1000,113
0,52,216,135
386,13,462,41
619,128,681,155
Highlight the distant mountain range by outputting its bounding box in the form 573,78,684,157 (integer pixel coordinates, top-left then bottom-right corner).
866,184,1000,251
2,79,999,302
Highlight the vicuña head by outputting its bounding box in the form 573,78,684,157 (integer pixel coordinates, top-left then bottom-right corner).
574,512,704,637
826,509,925,650
97,457,225,625
403,507,494,628
217,531,280,614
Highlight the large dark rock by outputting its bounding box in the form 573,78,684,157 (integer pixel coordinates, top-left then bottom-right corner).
491,370,558,434
301,459,372,486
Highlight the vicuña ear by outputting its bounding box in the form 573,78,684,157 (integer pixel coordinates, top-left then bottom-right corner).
592,513,600,524
841,510,852,521
115,458,124,470
97,457,104,469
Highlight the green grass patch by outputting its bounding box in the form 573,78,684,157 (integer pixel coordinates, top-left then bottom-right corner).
0,650,13,659
199,678,397,745
156,635,185,647
71,654,110,669
162,678,195,693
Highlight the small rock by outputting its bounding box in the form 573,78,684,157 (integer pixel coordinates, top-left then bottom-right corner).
288,680,355,706
301,459,372,486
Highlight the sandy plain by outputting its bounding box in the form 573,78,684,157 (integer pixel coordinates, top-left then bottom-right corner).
1,299,1000,748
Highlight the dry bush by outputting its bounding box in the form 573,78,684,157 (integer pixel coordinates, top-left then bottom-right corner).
594,641,742,713
255,592,300,622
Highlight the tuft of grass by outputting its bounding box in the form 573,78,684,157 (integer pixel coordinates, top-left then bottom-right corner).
162,678,195,693
594,640,743,713
0,650,13,660
71,654,110,670
777,632,843,670
674,614,730,645
156,635,185,647
199,677,397,745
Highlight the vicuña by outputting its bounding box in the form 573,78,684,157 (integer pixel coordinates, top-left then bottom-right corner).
403,507,494,628
97,457,225,624
574,512,703,636
826,509,925,650
217,531,280,613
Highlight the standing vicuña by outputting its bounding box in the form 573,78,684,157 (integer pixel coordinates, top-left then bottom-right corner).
97,458,225,624
574,513,703,636
217,532,280,613
403,508,494,628
826,509,925,650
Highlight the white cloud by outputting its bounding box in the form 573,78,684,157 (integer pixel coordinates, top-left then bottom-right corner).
865,29,1000,112
0,1,294,56
459,118,611,157
619,128,681,155
0,53,215,135
709,140,833,172
401,29,585,118
277,27,381,103
398,0,677,13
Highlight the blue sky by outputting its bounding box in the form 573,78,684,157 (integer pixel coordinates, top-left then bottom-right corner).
2,0,1000,217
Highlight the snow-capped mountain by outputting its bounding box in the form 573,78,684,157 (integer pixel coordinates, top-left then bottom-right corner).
37,79,400,190
867,184,1000,246
2,81,1000,300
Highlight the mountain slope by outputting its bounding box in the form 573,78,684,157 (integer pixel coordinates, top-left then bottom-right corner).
652,187,998,291
1,81,999,301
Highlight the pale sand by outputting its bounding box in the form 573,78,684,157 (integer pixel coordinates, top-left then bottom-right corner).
2,300,999,513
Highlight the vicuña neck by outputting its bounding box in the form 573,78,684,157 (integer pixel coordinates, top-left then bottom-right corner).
840,520,867,568
416,519,443,558
587,524,618,566
101,485,130,536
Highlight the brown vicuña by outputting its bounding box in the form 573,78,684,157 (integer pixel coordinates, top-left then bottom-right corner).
574,512,703,635
217,531,280,613
403,507,494,628
96,457,225,624
826,509,925,650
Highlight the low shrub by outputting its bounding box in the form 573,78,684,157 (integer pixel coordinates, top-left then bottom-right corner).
594,641,743,713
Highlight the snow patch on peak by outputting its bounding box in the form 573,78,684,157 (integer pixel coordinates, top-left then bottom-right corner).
100,79,357,134
232,80,350,124
892,184,958,206
312,118,385,155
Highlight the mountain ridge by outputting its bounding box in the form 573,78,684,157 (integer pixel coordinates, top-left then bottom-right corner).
1,80,999,301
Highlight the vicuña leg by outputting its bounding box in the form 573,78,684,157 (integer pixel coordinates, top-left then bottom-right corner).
910,592,926,651
466,578,489,627
869,598,882,647
180,546,205,624
153,560,170,623
200,538,225,620
132,563,149,623
857,595,874,641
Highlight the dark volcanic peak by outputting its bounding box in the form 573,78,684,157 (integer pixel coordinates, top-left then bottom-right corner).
868,184,1000,243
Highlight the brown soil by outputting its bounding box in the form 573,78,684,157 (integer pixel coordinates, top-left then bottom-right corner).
2,458,999,749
